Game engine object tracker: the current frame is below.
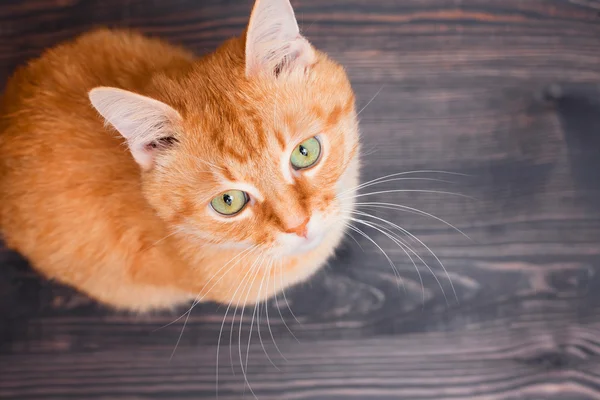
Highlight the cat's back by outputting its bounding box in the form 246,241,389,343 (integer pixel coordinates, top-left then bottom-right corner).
0,29,193,264
2,28,194,118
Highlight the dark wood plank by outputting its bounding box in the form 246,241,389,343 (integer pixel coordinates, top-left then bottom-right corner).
2,0,600,398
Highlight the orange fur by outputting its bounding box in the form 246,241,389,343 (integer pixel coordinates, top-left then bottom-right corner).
0,0,360,312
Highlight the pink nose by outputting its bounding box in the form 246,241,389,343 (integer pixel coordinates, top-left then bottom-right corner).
285,217,310,238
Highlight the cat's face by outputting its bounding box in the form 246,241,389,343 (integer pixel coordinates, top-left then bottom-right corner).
89,0,359,259
157,58,358,258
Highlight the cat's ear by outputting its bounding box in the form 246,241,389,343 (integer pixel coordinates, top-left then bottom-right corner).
245,0,315,77
88,87,181,171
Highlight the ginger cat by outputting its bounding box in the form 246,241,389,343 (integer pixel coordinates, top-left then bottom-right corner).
0,0,359,312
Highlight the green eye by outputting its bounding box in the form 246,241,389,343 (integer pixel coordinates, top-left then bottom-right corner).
211,190,248,216
290,137,321,170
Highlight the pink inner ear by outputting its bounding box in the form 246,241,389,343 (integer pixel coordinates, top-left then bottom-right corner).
89,87,182,171
245,0,315,77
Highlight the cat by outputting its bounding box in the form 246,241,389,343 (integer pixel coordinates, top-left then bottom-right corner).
0,0,360,312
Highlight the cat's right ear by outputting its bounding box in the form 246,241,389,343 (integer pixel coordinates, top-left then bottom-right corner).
88,87,182,171
245,0,316,77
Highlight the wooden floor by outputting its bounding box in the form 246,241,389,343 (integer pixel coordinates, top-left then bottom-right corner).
2,0,600,399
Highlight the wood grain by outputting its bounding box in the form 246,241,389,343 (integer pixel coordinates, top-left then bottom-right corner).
2,0,600,398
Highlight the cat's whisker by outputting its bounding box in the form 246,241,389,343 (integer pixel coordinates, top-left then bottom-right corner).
264,263,288,362
350,210,459,304
157,245,258,333
356,85,384,117
216,294,237,398
215,249,264,392
216,251,263,397
186,153,226,171
352,177,456,193
353,202,472,241
244,268,264,375
168,246,261,364
343,229,365,252
301,15,321,33
348,218,429,306
278,259,303,328
339,189,477,202
336,170,470,198
252,259,281,371
229,252,265,375
141,227,183,253
345,224,405,293
237,253,267,400
178,151,228,176
276,259,301,343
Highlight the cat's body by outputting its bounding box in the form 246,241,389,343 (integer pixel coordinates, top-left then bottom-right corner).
0,0,359,312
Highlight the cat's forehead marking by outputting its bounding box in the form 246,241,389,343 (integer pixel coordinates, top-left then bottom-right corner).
274,130,287,150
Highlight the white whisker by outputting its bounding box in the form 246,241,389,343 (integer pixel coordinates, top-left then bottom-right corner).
276,260,301,343
237,252,266,400
142,228,182,252
356,85,384,117
350,218,429,306
216,249,264,397
253,259,281,371
167,245,259,362
340,189,477,201
351,210,459,304
354,177,456,193
345,224,405,293
336,170,469,198
278,259,303,327
263,261,288,362
158,245,258,333
230,254,264,375
352,202,472,241
343,229,365,252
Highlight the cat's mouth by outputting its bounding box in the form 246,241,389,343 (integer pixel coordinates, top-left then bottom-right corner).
289,231,325,255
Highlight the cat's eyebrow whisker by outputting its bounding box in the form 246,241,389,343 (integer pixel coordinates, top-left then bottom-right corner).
179,150,221,168
345,224,405,293
356,85,384,117
353,202,472,241
350,210,459,304
192,154,226,171
276,259,301,343
301,15,321,33
339,189,478,202
336,170,470,198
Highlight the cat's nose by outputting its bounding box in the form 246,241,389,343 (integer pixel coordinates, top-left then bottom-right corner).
285,217,310,238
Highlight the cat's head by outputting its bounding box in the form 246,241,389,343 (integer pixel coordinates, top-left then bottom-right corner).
89,0,359,259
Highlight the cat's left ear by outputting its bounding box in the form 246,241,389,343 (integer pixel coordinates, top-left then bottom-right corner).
89,87,182,171
245,0,316,77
